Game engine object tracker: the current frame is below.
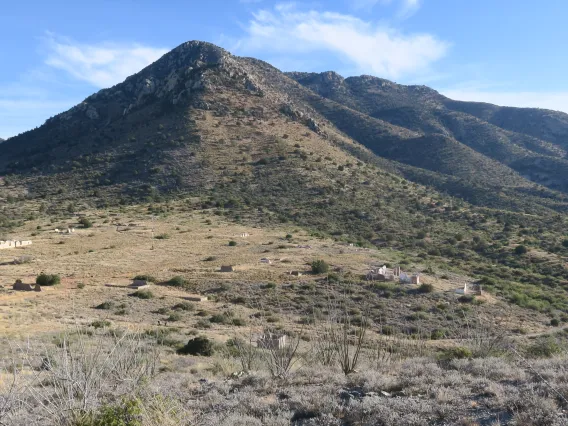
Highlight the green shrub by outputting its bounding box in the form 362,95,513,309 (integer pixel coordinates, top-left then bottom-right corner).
311,259,330,274
514,245,528,255
167,312,182,322
526,337,562,358
210,314,230,324
130,290,153,299
458,295,475,303
80,398,142,426
91,320,111,329
36,273,60,286
133,274,157,283
77,283,86,289
430,329,447,340
550,318,560,326
439,346,472,361
79,217,93,229
232,318,246,326
172,301,195,311
155,233,170,240
204,256,216,261
95,301,114,310
228,240,237,246
178,336,214,356
418,283,434,293
165,276,187,287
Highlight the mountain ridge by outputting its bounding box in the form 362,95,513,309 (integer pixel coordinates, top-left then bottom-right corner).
2,40,568,212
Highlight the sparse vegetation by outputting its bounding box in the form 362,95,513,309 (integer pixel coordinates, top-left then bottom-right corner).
36,273,60,286
133,274,157,283
178,336,214,356
79,217,93,228
129,290,154,299
311,259,329,274
164,276,187,288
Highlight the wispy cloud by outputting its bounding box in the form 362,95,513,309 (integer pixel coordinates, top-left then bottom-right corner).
398,0,421,18
44,34,169,88
351,0,422,18
234,3,448,79
441,89,568,113
0,35,169,138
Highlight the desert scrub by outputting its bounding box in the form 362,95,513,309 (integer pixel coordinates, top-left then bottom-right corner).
178,336,214,356
165,276,187,288
95,301,114,310
36,273,61,286
172,301,195,311
80,398,143,426
91,320,111,329
130,290,154,299
311,259,330,274
133,274,157,283
78,217,93,228
418,283,434,293
167,312,182,322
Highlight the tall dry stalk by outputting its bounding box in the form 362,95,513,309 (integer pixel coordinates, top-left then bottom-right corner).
326,297,369,375
9,327,158,424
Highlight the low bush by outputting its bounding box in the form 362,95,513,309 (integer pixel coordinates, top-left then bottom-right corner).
311,259,330,274
167,312,182,322
79,217,93,229
133,274,157,283
418,283,435,293
439,346,472,361
130,290,154,299
178,336,214,356
172,301,195,311
91,320,111,329
165,276,187,287
210,314,230,324
228,240,237,246
95,301,114,310
36,273,60,286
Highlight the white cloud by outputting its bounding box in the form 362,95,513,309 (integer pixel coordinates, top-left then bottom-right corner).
441,89,568,114
398,0,421,18
235,3,448,79
351,0,422,18
44,34,169,88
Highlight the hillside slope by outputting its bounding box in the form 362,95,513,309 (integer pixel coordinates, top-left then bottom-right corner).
1,41,568,317
288,72,568,192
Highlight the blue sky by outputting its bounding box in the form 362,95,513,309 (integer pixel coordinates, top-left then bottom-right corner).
1,0,568,138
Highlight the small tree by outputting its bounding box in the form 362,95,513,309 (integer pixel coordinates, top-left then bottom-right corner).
311,260,329,274
514,245,528,255
228,240,237,246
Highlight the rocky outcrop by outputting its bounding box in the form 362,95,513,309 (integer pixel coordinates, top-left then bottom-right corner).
280,103,324,135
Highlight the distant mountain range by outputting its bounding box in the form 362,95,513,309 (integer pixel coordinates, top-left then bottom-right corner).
1,40,568,219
